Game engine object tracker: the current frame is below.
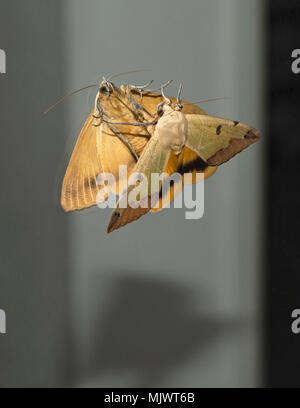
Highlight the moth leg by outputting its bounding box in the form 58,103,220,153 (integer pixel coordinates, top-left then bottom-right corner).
93,96,103,119
102,118,157,127
119,91,155,121
105,123,139,162
118,84,156,123
129,79,154,91
115,80,170,136
122,80,173,119
128,80,154,102
116,84,158,142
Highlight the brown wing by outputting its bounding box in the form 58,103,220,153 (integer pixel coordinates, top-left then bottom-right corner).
61,110,148,212
61,86,150,212
61,109,103,211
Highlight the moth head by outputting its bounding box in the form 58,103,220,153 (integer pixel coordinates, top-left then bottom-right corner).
99,77,114,95
172,102,183,111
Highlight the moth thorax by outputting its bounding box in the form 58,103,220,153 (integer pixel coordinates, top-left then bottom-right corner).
156,110,188,154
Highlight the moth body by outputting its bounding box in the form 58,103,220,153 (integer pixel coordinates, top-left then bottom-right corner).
156,106,188,155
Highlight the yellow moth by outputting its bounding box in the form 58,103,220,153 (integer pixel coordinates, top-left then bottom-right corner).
106,84,259,232
57,76,259,233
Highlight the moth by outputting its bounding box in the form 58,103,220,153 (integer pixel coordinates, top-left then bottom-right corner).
105,84,260,232
59,76,260,233
60,77,216,212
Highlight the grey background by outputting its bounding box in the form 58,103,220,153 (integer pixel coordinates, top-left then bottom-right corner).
0,0,264,387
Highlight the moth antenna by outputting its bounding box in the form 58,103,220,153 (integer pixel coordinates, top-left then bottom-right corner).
176,82,183,105
128,79,154,90
145,79,173,92
43,84,98,114
106,69,151,81
181,97,231,106
161,83,172,105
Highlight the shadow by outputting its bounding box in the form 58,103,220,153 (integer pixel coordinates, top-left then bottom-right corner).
85,271,244,387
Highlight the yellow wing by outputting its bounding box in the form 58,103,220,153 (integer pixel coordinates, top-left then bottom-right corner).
61,110,144,212
61,87,150,212
185,114,260,166
107,129,171,233
61,109,103,211
150,147,218,212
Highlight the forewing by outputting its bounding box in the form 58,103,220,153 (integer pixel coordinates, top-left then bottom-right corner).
107,131,171,233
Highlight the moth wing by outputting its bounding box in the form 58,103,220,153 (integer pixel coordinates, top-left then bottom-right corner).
61,109,102,211
185,114,260,166
61,110,138,211
180,147,218,182
107,131,171,233
98,123,141,199
150,148,217,213
150,151,181,212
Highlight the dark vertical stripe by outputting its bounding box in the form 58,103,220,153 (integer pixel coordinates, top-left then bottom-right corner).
266,0,300,387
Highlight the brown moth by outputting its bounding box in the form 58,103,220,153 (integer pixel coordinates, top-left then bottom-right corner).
59,77,259,233
60,79,217,214
61,79,150,212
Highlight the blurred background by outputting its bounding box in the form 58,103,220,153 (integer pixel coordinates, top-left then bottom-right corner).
0,0,298,388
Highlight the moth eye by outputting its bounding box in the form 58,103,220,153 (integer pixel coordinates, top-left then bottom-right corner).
157,102,164,117
99,85,108,93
